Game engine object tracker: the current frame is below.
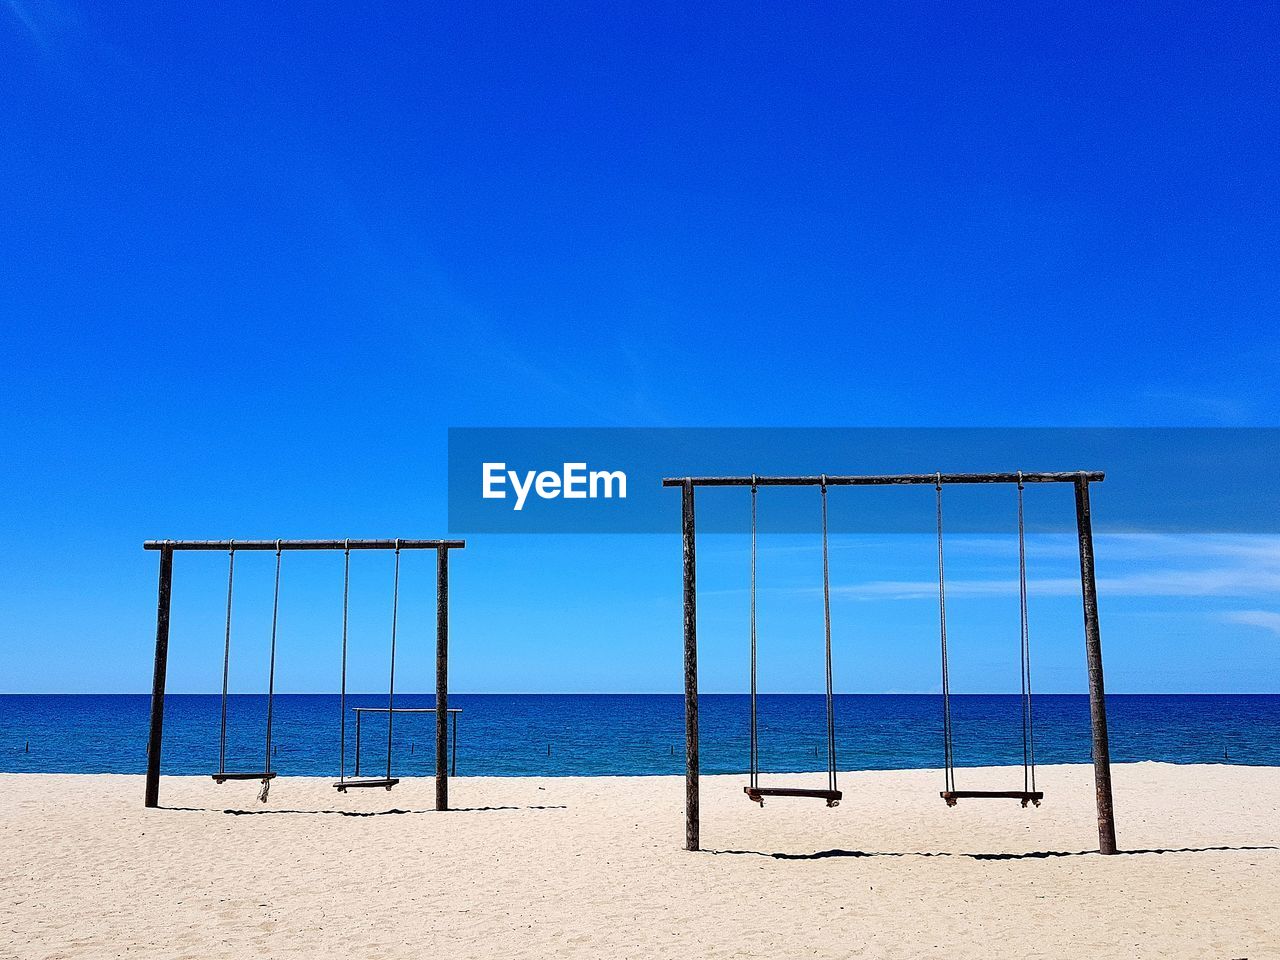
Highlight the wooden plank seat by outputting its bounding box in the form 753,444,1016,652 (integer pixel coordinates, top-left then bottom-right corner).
211,772,277,783
745,786,842,807
941,790,1043,807
333,778,400,792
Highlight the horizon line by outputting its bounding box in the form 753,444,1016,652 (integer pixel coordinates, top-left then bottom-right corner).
3,691,1279,697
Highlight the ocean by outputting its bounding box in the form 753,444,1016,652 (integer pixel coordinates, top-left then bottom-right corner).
2,694,1277,778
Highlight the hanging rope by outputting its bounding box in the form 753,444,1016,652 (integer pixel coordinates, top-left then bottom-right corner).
749,478,759,791
1017,473,1037,794
261,540,282,802
820,477,838,794
744,479,839,804
217,541,235,777
338,540,351,785
385,540,401,781
935,474,956,794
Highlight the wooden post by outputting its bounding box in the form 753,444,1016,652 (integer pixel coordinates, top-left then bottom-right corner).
1074,475,1118,855
435,547,450,812
681,479,700,851
144,545,173,808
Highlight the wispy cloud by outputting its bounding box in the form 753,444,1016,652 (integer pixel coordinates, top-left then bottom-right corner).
4,0,48,50
716,534,1280,602
1136,387,1253,425
1221,610,1280,637
4,0,88,58
832,567,1280,601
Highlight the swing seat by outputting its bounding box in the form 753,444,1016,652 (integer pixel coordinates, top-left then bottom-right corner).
211,772,277,784
941,790,1042,808
745,787,842,807
333,778,400,792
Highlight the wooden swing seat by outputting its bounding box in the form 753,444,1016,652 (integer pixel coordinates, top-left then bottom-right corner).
941,790,1042,807
211,772,277,783
745,786,842,807
334,778,399,792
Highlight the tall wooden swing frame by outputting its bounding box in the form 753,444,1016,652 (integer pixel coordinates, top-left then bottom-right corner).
142,538,464,811
663,471,1118,855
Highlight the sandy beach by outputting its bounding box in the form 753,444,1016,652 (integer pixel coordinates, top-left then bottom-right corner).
3,762,1277,959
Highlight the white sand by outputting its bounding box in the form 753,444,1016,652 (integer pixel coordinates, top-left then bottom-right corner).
4,763,1278,959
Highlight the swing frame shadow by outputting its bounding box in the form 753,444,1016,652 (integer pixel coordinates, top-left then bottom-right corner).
142,538,464,812
663,470,1117,856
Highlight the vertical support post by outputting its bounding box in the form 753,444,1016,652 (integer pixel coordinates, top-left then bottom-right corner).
144,545,174,809
681,479,700,851
435,547,450,812
1074,476,1118,855
354,710,362,775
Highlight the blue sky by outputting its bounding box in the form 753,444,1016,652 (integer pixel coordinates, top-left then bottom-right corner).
2,1,1277,693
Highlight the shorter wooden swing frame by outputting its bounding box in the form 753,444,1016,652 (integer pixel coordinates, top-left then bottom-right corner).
664,471,1118,855
348,707,462,780
142,538,464,811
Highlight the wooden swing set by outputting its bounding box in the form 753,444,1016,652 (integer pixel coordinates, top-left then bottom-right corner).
142,538,464,810
664,470,1118,855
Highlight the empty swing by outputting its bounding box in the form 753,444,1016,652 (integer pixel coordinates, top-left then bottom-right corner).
744,477,842,808
935,472,1042,808
211,540,281,802
334,539,402,792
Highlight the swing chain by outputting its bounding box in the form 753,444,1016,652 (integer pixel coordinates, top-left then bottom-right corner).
747,477,839,801
819,477,837,794
937,472,1039,803
1017,473,1037,794
218,540,235,777
261,541,282,800
749,478,758,790
385,539,401,782
338,540,351,785
936,474,956,794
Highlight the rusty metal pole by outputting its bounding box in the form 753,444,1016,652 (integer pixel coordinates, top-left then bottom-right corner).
681,479,700,851
1074,475,1118,854
435,547,450,812
144,544,174,808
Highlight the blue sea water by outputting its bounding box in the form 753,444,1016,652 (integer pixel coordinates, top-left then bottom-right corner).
1,694,1277,777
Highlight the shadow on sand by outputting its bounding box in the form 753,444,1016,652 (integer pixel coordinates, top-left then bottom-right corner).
707,844,1280,861
162,804,568,816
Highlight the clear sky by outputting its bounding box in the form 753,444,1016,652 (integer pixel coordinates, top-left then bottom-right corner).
2,1,1277,694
